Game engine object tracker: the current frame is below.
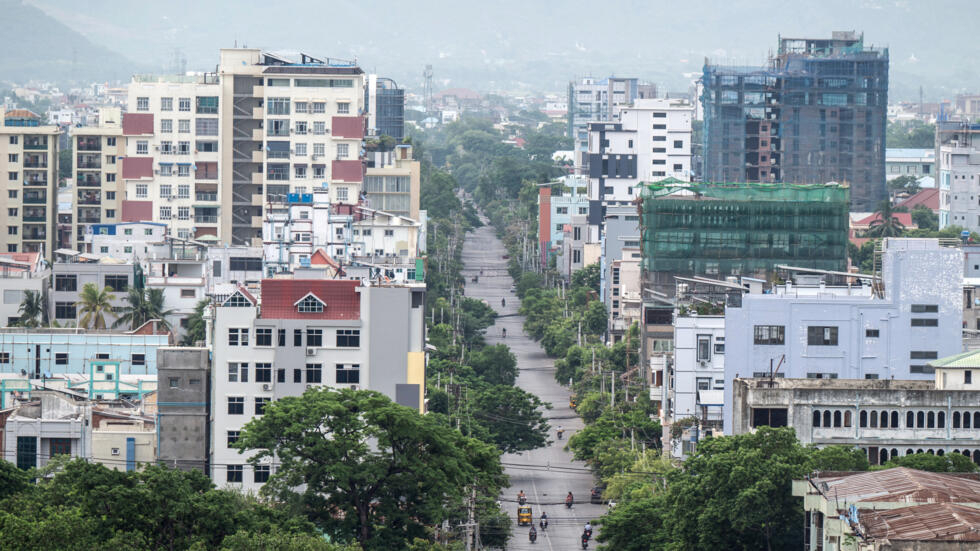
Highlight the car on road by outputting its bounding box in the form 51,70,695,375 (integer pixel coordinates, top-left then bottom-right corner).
590,486,607,504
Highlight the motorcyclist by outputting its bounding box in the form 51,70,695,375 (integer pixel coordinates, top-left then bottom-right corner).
502,327,507,338
539,512,548,529
501,298,506,307
517,490,526,504
565,492,574,508
584,522,593,539
528,525,537,542
557,425,564,440
581,533,589,549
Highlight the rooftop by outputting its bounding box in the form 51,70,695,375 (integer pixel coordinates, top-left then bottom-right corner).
858,503,980,542
929,350,980,370
736,378,934,391
809,468,980,505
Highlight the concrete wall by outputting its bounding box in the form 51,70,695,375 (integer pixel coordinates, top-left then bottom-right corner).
156,347,209,472
0,272,48,327
50,262,132,326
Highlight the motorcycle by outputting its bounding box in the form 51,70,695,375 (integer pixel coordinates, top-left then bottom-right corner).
529,528,537,543
518,495,527,505
565,496,574,509
539,518,548,530
557,429,564,440
581,535,589,549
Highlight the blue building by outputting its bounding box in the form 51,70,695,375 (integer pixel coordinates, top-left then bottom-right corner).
0,328,169,379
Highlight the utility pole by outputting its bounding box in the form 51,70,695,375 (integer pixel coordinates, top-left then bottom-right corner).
464,485,477,551
611,371,615,408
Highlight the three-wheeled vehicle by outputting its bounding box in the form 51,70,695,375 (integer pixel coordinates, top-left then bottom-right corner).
517,505,533,526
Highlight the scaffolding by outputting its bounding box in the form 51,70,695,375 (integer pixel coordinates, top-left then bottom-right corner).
639,181,849,291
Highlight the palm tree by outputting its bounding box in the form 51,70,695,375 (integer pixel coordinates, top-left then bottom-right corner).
866,200,906,238
76,283,117,330
113,287,175,330
16,290,43,328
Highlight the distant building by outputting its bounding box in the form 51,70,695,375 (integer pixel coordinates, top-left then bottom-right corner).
538,176,588,267
666,314,725,456
567,77,654,173
363,144,420,219
885,148,934,181
0,252,49,327
156,347,210,472
365,75,405,141
937,121,980,231
72,109,125,250
702,32,889,211
49,258,134,327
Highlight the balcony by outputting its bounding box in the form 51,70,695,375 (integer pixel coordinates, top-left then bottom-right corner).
195,192,217,202
77,155,101,169
23,139,48,150
23,159,47,169
24,176,48,187
22,225,47,240
77,176,101,187
23,193,47,204
77,138,102,151
23,210,46,222
194,215,218,224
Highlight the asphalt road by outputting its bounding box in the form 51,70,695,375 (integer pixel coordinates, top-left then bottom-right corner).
462,219,606,550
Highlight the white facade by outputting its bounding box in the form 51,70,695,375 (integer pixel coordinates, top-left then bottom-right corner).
670,315,726,422
84,222,168,260
724,238,964,434
145,257,209,336
938,123,980,231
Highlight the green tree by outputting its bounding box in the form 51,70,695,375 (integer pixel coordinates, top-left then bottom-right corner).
237,388,505,549
16,290,44,328
910,204,938,231
865,200,906,238
468,344,517,386
113,287,175,331
572,263,601,294
219,529,360,551
883,452,978,472
470,385,550,453
75,283,116,329
0,459,28,500
181,299,210,346
888,174,920,197
808,445,870,471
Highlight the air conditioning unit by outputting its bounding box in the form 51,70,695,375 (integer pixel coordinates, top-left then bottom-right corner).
306,347,317,356
306,383,314,389
111,448,120,456
350,385,359,391
699,360,709,367
262,383,271,391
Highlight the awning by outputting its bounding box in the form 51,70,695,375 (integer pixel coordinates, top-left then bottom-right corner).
195,234,219,242
54,248,79,256
696,390,724,407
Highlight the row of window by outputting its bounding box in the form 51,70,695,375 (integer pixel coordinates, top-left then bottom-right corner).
225,463,271,484
266,97,350,115
0,352,144,366
812,408,980,429
136,96,218,114
228,328,360,348
266,163,329,180
753,315,940,347
869,448,980,466
53,274,128,292
227,362,360,386
134,140,217,155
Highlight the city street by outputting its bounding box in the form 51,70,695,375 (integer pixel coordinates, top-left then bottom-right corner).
462,219,606,550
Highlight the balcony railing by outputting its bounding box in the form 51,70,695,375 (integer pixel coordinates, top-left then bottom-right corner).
77,216,101,223
23,231,47,240
23,141,48,150
23,194,47,204
77,177,101,187
24,178,48,187
194,215,218,223
76,161,101,169
77,198,100,205
195,192,217,202
77,140,102,151
23,160,47,169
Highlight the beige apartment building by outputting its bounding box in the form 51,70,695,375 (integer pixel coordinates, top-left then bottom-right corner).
364,144,420,220
72,107,126,250
0,110,60,260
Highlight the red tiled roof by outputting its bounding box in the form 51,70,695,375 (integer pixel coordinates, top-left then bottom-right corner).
332,116,364,139
121,200,153,222
310,248,339,269
332,160,363,183
0,252,40,272
122,113,154,135
853,212,916,228
896,188,940,211
121,157,153,179
259,279,361,320
4,109,39,120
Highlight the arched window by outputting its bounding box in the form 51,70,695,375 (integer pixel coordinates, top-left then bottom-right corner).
880,410,889,428
906,449,915,456
844,411,852,427
813,410,821,427
937,449,945,456
966,413,973,429
823,411,832,427
891,411,899,428
907,411,915,428
870,410,878,428
891,448,899,458
860,410,868,428
879,448,889,465
974,450,980,465
834,411,842,428
927,449,934,455
954,412,961,428
953,449,960,455
938,412,946,428
974,412,980,427
917,411,925,428
928,411,936,428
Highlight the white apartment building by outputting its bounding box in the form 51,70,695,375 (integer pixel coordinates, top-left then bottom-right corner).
587,98,693,208
724,238,964,434
122,75,222,241
567,77,654,173
210,278,425,491
669,315,725,422
937,121,980,231
83,222,168,258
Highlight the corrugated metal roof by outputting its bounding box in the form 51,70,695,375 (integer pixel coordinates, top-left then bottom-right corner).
812,468,980,504
859,503,980,542
929,350,980,369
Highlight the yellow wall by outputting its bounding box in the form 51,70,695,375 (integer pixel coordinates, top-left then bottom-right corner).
407,351,425,413
91,429,156,471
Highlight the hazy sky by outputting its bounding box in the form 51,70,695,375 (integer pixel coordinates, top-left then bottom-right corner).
25,0,980,100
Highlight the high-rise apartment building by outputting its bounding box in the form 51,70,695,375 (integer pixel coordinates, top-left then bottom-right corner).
217,50,366,246
122,75,222,241
72,108,126,250
0,110,60,259
702,32,888,211
365,75,405,141
937,121,980,231
567,77,655,173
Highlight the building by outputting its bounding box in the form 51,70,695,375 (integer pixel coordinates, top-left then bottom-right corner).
72,108,126,250
208,245,265,287
606,246,642,343
50,258,134,327
363,144,420,219
538,176,589,267
0,252,49,327
702,32,888,211
936,121,980,231
587,98,694,210
665,314,725,455
724,238,964,434
82,221,168,257
365,75,405,141
1,110,61,259
122,74,222,242
144,253,209,336
217,50,366,246
793,468,980,551
567,77,655,172
210,279,425,490
556,214,599,279
156,347,209,472
886,148,934,181
638,181,850,295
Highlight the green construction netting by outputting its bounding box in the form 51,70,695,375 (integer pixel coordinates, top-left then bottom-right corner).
639,182,849,275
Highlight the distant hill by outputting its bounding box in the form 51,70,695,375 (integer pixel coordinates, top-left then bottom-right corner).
0,0,142,84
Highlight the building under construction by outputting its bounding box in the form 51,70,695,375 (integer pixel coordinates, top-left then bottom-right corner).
639,180,849,295
702,31,888,211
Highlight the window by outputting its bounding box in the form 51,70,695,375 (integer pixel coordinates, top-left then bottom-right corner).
196,96,218,114
696,335,711,362
55,274,77,292
104,275,128,292
7,173,16,182
277,368,285,383
177,119,190,133
161,119,173,133
911,304,939,313
306,328,323,347
132,353,145,366
297,294,324,313
177,184,190,199
227,431,240,447
267,97,290,115
226,465,243,483
306,363,322,383
753,325,785,345
178,142,191,157
966,370,973,384
55,353,68,365
295,101,308,114
168,377,180,388
17,436,36,470
106,191,116,200
278,329,286,347
674,140,683,148
255,363,272,382
227,397,244,415
866,329,880,338
161,97,173,111
268,120,289,137
55,302,76,319
337,329,360,347
910,365,935,374
178,97,191,112
910,351,938,360
195,118,218,136
137,97,149,111
313,122,326,135
807,326,838,346
337,102,350,114
911,318,939,327
0,352,8,364
228,328,249,346
714,338,725,354
337,187,349,201
136,140,148,155
336,364,360,384
295,143,308,157
159,206,172,221
295,121,307,135
295,165,307,178
294,329,303,346
177,207,190,221
160,141,173,155
337,143,349,159
196,140,218,152
227,363,239,382
293,368,303,383
254,465,270,483
255,397,270,415
256,328,273,346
